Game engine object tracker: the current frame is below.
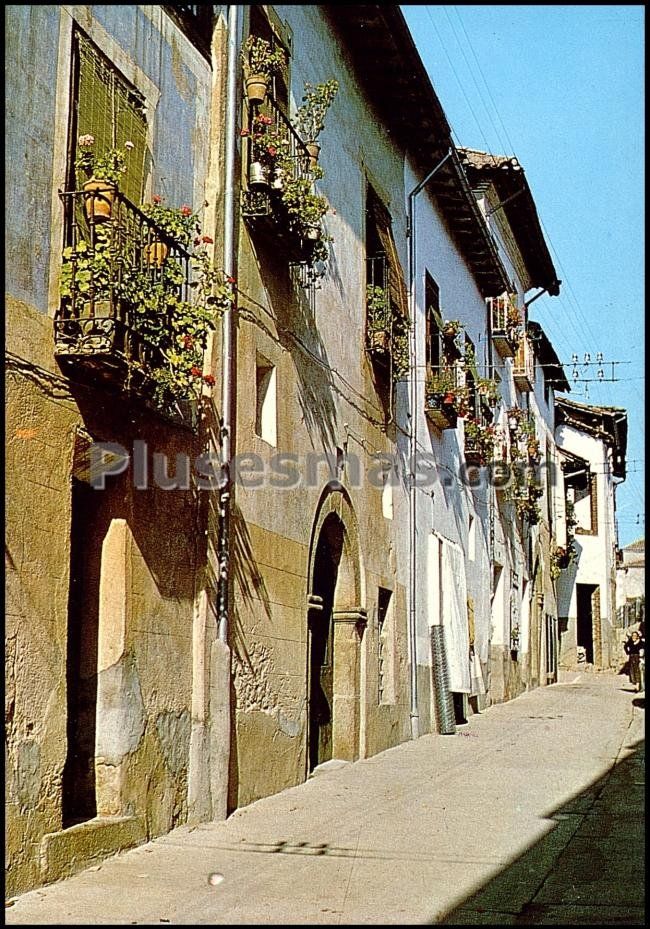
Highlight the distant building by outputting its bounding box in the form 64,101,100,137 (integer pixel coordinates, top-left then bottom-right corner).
554,398,628,668
616,538,645,633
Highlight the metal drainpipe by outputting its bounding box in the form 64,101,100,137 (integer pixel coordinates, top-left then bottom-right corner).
406,147,453,740
217,4,241,643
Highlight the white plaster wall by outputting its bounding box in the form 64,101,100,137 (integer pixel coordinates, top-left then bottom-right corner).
405,157,493,684
555,424,617,625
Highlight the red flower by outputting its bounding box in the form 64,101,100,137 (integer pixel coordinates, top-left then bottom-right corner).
203,374,216,386
152,194,162,204
226,276,236,285
267,146,277,157
240,128,249,137
183,335,194,348
201,235,214,244
194,237,201,247
181,205,192,217
190,366,202,377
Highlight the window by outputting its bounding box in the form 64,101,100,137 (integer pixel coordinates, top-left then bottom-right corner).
163,6,214,59
425,272,442,376
377,587,394,704
71,31,148,205
366,186,408,321
255,355,277,445
381,468,394,520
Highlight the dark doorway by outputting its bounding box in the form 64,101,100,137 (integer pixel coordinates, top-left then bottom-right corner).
308,514,344,772
576,583,597,665
61,479,105,827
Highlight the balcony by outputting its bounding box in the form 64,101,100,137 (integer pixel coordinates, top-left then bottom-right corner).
488,294,521,358
513,336,535,391
425,364,465,430
241,94,322,269
54,188,197,426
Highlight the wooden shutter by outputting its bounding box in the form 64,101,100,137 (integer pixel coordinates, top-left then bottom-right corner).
75,32,147,204
368,192,409,320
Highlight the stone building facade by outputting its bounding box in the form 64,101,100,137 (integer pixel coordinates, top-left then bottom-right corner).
6,4,620,897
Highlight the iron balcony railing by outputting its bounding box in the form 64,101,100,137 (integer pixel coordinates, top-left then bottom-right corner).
241,94,318,266
55,187,192,377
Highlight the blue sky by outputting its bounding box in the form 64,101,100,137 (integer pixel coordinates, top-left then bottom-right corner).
401,4,645,546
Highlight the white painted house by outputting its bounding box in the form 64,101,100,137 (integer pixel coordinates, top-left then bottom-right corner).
555,398,628,668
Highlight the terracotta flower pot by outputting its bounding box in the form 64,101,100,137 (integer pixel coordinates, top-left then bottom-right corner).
245,73,270,105
144,239,169,267
83,179,116,223
305,141,321,171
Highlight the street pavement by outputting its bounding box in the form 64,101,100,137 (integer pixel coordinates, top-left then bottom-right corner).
5,670,645,925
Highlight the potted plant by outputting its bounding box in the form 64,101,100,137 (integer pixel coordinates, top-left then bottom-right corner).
293,79,339,168
140,196,198,264
74,134,134,222
442,318,461,340
241,35,286,105
366,285,391,352
510,625,520,658
477,376,501,408
464,418,497,466
507,302,522,344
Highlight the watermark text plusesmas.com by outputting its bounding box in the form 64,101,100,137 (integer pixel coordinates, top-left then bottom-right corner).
88,441,557,492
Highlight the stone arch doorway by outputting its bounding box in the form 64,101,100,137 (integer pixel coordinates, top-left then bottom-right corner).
307,485,366,773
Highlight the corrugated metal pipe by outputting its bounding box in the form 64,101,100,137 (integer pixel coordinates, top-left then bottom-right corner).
430,625,456,735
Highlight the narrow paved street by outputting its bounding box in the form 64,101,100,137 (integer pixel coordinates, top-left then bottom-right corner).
6,671,644,925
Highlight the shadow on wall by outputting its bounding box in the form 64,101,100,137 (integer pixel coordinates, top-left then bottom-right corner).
70,384,201,601
436,737,645,924
249,233,339,451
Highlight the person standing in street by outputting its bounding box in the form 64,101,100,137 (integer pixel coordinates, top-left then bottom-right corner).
623,630,644,692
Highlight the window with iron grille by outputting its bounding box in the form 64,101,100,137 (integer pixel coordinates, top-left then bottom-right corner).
71,30,148,206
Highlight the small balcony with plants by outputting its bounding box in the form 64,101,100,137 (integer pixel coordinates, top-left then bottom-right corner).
507,408,540,464
424,364,469,430
513,334,535,391
463,417,499,467
240,37,338,280
488,293,522,358
365,256,409,383
55,147,233,426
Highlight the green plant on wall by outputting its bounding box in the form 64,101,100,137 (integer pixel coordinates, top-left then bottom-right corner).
241,35,286,79
366,285,392,332
365,284,409,381
293,79,339,142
